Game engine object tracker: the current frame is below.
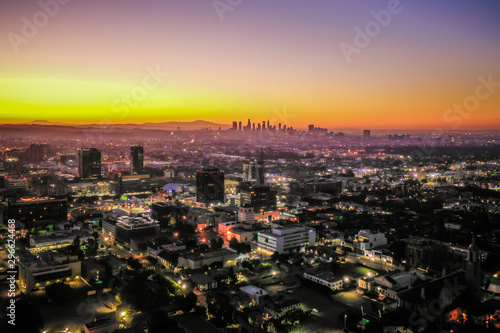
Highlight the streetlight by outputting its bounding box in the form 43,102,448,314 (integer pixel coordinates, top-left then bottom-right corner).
344,315,347,331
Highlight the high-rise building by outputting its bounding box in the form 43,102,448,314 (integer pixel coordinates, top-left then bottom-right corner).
238,121,242,131
262,121,266,130
232,121,238,130
238,205,255,223
308,124,314,132
196,167,225,205
114,215,160,245
27,143,50,163
363,130,371,138
243,161,260,184
77,148,101,179
8,197,68,223
465,237,482,304
240,183,276,213
130,145,144,175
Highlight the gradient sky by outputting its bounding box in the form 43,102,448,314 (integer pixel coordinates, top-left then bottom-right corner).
1,0,499,130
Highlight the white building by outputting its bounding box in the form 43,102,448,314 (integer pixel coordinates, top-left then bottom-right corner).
303,271,344,291
238,206,255,223
240,285,269,305
257,225,316,254
352,229,387,253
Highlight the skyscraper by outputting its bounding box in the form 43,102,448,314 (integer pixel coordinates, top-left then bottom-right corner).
27,143,50,163
363,130,371,139
232,121,238,130
130,145,144,175
78,148,101,179
196,167,225,205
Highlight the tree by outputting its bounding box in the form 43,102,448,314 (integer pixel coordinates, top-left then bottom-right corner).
86,237,98,256
228,266,238,284
210,238,218,249
229,237,238,250
91,231,100,241
175,292,197,313
217,237,224,250
72,235,81,251
127,257,143,270
149,317,180,333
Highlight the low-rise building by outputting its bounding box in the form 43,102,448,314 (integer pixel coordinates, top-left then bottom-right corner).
29,230,91,253
100,255,127,276
406,238,448,269
82,260,106,284
189,273,218,291
18,252,81,293
303,271,343,291
263,298,301,320
257,225,316,254
84,316,120,333
240,285,270,305
177,249,237,270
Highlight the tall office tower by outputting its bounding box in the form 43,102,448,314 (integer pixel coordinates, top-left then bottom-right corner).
363,130,371,139
278,123,281,131
243,161,259,184
283,125,287,131
308,124,314,132
240,184,277,212
252,123,255,131
232,121,238,130
267,120,270,129
78,148,101,179
196,167,225,205
130,145,144,175
257,148,265,185
257,123,261,130
262,121,266,130
27,143,50,163
246,119,251,131
238,121,242,131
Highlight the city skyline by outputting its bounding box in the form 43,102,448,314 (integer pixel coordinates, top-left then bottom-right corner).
1,0,500,129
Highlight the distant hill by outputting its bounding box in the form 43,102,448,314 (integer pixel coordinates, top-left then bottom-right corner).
1,120,231,130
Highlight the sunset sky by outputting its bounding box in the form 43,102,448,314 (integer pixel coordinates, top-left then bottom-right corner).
1,0,499,130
